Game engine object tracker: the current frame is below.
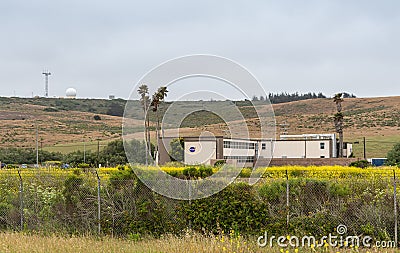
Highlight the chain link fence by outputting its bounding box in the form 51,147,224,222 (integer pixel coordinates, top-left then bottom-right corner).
0,168,399,244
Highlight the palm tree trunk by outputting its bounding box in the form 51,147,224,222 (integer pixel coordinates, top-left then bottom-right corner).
155,111,160,165
144,108,148,166
339,131,343,158
147,116,151,161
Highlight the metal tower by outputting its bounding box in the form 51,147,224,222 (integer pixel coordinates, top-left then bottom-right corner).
42,70,51,97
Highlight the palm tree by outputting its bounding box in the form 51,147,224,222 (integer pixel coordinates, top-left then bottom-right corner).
137,84,150,165
333,93,344,157
150,86,168,163
151,87,169,137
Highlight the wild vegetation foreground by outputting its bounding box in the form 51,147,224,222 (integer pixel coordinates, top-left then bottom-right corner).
0,232,399,253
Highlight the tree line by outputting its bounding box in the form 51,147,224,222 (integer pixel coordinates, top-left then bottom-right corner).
251,92,356,104
0,139,150,168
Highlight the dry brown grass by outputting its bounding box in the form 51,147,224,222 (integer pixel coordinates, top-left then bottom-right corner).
0,232,257,253
0,103,122,149
0,232,399,253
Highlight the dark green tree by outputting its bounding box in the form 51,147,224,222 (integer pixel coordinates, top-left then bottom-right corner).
386,143,400,166
170,138,184,162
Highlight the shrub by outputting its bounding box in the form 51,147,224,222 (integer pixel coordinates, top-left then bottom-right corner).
182,167,199,179
259,181,285,202
77,163,90,169
180,183,269,235
198,166,213,178
349,160,370,168
239,168,252,178
213,160,226,167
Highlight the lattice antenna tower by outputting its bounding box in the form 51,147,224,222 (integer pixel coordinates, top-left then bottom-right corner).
42,70,51,97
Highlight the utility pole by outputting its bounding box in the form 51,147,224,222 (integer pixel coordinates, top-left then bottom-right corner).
97,140,100,167
83,141,86,164
363,137,366,160
42,70,51,97
36,124,39,168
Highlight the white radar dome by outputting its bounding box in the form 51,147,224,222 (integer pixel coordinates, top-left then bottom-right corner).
66,88,77,98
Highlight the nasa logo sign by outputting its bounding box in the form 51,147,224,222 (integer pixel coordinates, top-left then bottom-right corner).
189,146,196,153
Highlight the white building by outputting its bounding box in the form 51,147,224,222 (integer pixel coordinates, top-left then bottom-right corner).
173,133,353,166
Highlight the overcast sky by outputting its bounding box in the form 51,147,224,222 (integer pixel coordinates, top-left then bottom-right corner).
1,0,399,100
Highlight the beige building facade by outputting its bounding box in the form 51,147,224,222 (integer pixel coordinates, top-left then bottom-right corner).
160,133,353,166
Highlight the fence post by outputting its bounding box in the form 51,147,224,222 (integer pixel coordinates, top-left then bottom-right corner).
95,170,101,235
394,170,398,247
188,179,192,231
18,170,24,231
286,169,289,229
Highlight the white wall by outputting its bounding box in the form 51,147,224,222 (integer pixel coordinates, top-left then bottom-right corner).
183,138,335,165
262,140,331,158
184,140,216,165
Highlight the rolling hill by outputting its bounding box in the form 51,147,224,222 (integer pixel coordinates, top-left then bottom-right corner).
0,96,399,157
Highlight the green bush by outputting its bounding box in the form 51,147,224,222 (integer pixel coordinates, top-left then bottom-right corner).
213,160,226,167
328,182,350,197
182,167,199,179
239,168,252,177
180,183,269,235
77,163,90,168
349,160,370,168
198,166,213,178
259,181,285,202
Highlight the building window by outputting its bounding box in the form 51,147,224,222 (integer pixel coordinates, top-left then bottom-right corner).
223,141,256,150
223,141,230,148
262,143,266,150
223,156,254,163
320,143,325,149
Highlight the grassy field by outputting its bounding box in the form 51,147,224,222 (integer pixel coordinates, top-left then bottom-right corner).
0,232,398,253
348,134,400,158
42,139,112,154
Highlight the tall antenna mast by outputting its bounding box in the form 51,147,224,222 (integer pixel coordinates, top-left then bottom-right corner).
42,70,51,97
